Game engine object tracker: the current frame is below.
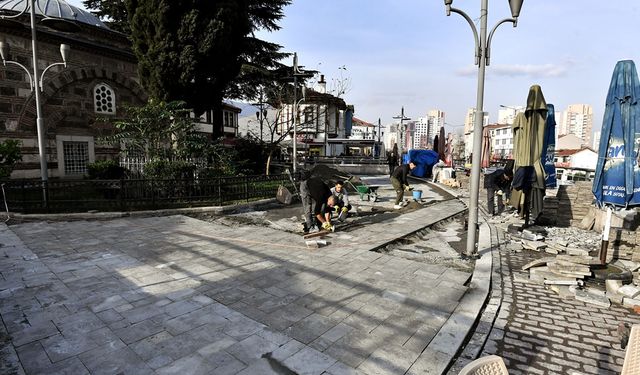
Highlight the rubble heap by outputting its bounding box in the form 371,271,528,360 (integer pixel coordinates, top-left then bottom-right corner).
507,223,640,311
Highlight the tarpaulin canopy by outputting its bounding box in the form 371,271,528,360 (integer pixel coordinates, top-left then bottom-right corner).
403,149,439,178
481,126,491,168
512,85,548,222
445,132,454,167
438,126,446,163
592,60,640,207
542,104,558,188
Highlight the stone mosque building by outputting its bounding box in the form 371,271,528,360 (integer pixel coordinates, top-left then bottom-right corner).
0,0,147,179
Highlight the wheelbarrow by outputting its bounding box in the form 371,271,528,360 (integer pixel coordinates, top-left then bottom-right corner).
354,184,379,201
335,174,380,202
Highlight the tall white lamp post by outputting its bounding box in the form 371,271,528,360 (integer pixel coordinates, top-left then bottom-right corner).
443,0,524,257
393,107,411,155
0,0,75,204
291,53,312,174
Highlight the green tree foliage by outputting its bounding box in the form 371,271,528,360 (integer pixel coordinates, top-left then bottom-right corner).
0,139,22,178
100,99,207,160
82,0,130,34
83,0,291,138
127,0,251,131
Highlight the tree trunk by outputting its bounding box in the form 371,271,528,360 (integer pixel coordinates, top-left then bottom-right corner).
265,148,274,176
210,99,223,140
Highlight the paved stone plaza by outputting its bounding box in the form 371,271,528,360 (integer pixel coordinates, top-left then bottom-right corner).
0,192,475,374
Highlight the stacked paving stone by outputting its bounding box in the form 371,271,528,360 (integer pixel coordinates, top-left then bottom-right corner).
540,182,593,227
511,225,640,312
522,256,612,308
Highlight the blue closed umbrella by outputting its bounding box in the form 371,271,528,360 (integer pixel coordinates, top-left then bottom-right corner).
592,60,640,264
592,60,640,207
542,104,557,188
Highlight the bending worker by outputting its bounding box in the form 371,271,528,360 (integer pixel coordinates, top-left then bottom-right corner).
484,168,512,216
330,180,351,222
300,176,337,233
390,160,416,209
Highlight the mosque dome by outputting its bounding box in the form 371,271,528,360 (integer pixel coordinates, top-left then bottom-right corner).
0,0,108,29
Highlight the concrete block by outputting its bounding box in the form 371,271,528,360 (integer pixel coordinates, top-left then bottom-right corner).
556,254,601,265
522,258,555,271
521,239,547,251
566,248,590,257
606,279,624,295
548,285,576,300
619,285,640,298
575,289,610,308
544,279,578,286
608,292,625,305
623,297,640,308
522,229,545,241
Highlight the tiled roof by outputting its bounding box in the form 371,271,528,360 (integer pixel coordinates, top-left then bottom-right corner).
1,0,108,29
352,117,374,127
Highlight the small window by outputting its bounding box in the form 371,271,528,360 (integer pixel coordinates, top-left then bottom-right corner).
63,141,89,175
94,83,116,114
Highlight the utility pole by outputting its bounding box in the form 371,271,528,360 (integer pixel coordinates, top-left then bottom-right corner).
393,107,411,155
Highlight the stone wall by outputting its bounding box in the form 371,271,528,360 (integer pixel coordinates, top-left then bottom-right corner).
0,23,146,178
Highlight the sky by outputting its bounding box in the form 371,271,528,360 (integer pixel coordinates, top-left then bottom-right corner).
67,0,640,135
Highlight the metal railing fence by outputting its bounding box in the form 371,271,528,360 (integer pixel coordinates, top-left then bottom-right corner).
1,173,298,213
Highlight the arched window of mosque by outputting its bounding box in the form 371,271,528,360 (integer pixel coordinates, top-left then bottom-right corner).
94,83,116,114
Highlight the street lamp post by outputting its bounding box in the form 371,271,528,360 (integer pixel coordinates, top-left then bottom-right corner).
0,0,74,204
393,107,411,155
443,0,524,257
291,53,313,174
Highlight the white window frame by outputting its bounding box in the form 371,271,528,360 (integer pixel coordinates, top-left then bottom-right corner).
93,83,117,115
56,135,95,177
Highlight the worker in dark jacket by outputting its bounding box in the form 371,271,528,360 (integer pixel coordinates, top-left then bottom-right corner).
390,161,416,209
300,177,337,233
484,168,512,216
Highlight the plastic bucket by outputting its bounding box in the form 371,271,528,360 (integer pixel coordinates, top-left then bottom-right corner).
412,190,422,200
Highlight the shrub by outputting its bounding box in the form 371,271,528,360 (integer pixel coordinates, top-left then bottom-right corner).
0,139,22,178
143,160,196,180
87,159,127,179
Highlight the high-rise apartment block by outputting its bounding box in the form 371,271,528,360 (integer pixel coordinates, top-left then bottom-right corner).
414,109,445,150
558,104,593,146
497,106,525,125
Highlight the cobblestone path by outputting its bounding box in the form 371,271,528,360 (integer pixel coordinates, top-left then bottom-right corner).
484,235,640,375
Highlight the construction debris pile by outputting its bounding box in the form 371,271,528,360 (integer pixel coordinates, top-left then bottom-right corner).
507,223,640,310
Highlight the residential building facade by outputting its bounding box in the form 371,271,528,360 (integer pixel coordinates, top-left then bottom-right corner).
487,123,514,159
463,108,489,160
277,89,350,157
558,104,593,146
554,147,598,183
496,105,524,125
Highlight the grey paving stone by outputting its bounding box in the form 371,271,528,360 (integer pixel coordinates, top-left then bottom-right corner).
11,320,59,347
79,346,154,375
155,353,213,375
226,334,281,365
283,346,337,375
40,333,98,363
288,313,338,344
357,343,420,375
326,361,366,375
113,318,164,344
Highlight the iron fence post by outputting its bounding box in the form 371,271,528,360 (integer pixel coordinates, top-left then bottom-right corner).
217,177,222,206
44,180,49,212
119,179,124,211
245,176,249,202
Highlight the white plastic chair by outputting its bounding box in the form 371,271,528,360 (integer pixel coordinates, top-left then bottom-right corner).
622,325,640,375
458,355,509,375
